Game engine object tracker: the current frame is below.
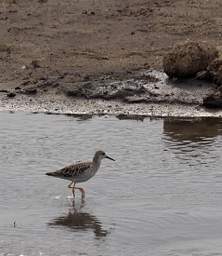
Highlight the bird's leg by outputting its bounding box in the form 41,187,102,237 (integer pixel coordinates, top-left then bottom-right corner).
72,198,76,209
68,180,85,199
75,186,85,199
72,182,76,198
80,196,85,209
68,180,74,188
68,180,76,198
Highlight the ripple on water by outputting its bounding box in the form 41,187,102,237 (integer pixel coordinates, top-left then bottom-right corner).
1,113,222,255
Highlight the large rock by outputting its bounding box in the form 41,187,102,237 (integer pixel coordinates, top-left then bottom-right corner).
206,58,222,85
195,58,222,85
203,86,222,108
163,41,218,78
203,93,222,108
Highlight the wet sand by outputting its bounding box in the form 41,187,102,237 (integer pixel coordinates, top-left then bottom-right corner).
0,70,221,118
1,92,222,118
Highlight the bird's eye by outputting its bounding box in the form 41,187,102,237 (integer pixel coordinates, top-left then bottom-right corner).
103,152,105,155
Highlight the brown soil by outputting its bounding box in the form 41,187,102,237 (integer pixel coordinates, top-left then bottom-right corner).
0,0,222,90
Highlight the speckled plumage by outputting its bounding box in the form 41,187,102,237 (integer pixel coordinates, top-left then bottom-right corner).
47,161,93,183
46,150,115,198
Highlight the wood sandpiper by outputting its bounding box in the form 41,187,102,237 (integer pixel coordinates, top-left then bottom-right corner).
46,150,115,198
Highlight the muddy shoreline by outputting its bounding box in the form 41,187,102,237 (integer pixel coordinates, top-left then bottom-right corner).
1,0,222,117
1,83,222,119
2,93,222,118
1,69,222,118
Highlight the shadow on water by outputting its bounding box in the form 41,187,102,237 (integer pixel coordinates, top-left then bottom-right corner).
48,200,108,239
163,118,222,165
163,117,222,143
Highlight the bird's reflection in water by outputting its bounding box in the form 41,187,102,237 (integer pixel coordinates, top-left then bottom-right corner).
48,199,108,239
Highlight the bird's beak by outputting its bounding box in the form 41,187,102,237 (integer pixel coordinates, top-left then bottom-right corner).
105,155,115,161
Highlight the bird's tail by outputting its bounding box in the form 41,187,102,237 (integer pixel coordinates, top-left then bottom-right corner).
45,171,58,177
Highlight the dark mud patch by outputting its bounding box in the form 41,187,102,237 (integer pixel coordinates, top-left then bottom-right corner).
62,70,216,105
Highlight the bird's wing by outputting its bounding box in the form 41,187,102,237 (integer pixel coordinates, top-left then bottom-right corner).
54,161,92,178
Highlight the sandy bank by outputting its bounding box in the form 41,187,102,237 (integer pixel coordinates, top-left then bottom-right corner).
0,70,221,118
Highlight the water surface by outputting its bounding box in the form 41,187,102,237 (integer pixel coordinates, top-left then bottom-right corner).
1,113,222,255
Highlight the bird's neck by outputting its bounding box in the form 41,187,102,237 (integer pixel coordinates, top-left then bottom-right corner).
93,155,102,169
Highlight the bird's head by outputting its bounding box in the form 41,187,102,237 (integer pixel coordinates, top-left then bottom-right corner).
94,150,115,162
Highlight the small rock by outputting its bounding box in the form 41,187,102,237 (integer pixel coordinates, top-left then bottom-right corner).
22,88,37,95
39,77,47,81
83,75,90,81
7,92,16,98
195,70,209,80
0,89,9,93
21,80,30,86
116,114,146,121
30,60,41,69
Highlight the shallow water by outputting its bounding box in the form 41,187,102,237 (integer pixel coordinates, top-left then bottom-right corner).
1,113,222,255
